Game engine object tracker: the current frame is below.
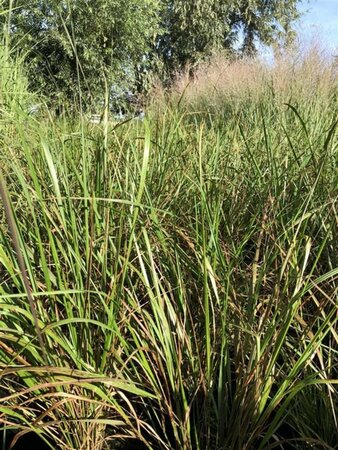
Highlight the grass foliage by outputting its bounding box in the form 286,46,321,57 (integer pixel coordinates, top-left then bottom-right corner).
0,43,337,449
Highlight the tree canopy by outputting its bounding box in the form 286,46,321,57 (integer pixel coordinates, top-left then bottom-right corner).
2,0,160,104
157,0,301,78
1,0,302,106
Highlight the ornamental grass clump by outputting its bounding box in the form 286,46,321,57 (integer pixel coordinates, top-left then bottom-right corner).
161,42,337,122
0,44,337,449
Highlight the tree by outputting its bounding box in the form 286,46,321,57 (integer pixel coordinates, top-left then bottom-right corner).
3,0,160,107
156,0,232,78
156,0,301,78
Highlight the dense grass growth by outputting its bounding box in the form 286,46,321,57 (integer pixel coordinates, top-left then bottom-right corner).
0,44,337,450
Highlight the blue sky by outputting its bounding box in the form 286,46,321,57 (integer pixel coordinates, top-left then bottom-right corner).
298,0,338,51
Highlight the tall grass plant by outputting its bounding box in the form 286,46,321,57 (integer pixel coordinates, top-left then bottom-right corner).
0,42,337,450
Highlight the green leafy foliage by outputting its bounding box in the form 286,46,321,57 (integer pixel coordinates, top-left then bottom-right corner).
2,0,160,105
156,0,301,78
